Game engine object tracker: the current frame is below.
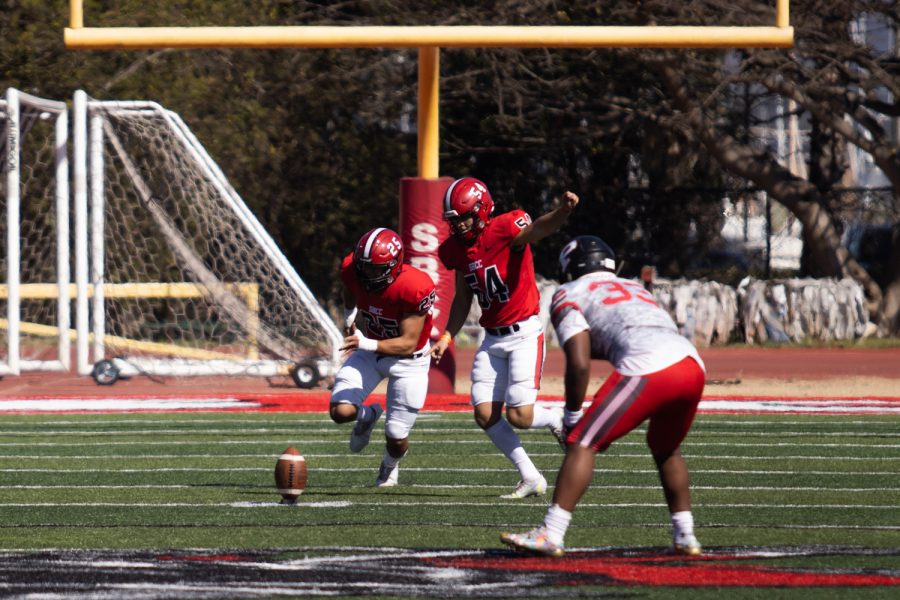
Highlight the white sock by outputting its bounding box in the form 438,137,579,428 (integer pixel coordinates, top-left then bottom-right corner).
485,419,541,482
356,405,375,423
543,504,571,546
529,405,562,430
563,408,583,428
382,449,405,469
671,511,695,541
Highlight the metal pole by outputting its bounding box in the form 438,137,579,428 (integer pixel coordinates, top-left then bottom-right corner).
73,90,91,375
89,111,106,363
55,108,71,370
418,47,440,179
776,0,790,28
5,89,21,375
70,0,83,29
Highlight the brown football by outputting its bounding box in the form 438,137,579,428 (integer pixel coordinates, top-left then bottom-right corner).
274,446,308,503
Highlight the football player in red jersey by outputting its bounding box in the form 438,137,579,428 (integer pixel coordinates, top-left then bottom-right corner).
331,227,437,487
431,177,578,499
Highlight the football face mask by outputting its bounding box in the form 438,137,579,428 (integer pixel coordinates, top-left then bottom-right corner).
443,177,494,245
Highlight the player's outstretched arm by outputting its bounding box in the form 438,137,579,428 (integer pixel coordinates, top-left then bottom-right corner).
512,191,579,248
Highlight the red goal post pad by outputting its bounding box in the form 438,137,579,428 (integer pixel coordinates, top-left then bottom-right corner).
399,177,457,394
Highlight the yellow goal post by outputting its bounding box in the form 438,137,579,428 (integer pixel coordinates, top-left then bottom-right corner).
65,1,792,49
64,1,793,179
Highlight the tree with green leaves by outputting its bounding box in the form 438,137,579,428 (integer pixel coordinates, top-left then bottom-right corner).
3,0,898,332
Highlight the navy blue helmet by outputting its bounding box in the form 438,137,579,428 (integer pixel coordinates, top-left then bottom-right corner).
558,236,616,281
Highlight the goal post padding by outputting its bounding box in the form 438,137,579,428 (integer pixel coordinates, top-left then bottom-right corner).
76,95,342,379
399,177,456,393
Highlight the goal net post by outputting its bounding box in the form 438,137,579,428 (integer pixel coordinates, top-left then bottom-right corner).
72,90,342,384
1,88,71,375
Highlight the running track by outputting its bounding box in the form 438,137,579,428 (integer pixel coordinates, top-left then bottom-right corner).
1,346,898,414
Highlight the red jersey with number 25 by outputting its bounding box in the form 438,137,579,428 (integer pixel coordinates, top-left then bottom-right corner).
341,254,436,351
438,210,539,328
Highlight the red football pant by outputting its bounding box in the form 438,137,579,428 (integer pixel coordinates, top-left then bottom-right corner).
567,356,705,454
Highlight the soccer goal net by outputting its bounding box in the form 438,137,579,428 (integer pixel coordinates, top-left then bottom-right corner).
72,91,341,386
1,89,71,376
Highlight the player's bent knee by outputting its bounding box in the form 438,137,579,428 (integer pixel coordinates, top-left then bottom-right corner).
651,446,683,464
506,382,537,413
473,402,502,430
469,382,496,407
386,436,409,458
384,422,411,440
505,405,534,429
474,413,497,430
329,402,358,423
384,410,418,440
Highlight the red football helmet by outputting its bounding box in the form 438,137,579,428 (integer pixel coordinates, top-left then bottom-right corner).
353,227,404,291
442,177,494,244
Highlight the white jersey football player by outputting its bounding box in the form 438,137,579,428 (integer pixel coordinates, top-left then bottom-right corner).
330,228,436,488
502,235,706,557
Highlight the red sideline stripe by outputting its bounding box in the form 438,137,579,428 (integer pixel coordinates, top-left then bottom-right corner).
1,393,899,414
254,393,477,412
427,554,900,587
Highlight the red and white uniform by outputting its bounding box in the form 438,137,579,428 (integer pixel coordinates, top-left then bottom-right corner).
439,211,539,328
340,253,435,352
439,211,545,407
551,271,706,453
331,255,436,439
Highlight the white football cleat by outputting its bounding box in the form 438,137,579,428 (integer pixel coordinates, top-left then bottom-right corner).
349,404,383,453
500,526,565,557
672,534,702,556
375,460,399,487
500,475,547,499
548,422,567,452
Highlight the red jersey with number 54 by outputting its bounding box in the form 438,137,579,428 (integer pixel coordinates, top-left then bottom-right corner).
438,210,539,328
341,254,436,350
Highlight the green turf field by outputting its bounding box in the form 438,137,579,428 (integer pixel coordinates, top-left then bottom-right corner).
0,410,898,597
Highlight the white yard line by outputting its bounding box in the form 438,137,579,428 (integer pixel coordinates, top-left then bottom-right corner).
1,452,896,461
1,440,897,450
1,467,896,475
0,428,897,438
0,501,896,510
15,417,897,427
0,450,900,461
2,483,897,492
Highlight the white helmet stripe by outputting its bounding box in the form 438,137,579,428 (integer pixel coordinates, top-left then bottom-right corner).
362,228,386,259
559,239,578,273
443,178,464,214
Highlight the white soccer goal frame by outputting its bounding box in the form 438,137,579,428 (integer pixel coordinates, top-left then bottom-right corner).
72,90,342,384
1,88,71,375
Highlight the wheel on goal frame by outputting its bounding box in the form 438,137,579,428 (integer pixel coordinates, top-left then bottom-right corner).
291,361,320,389
91,360,121,386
